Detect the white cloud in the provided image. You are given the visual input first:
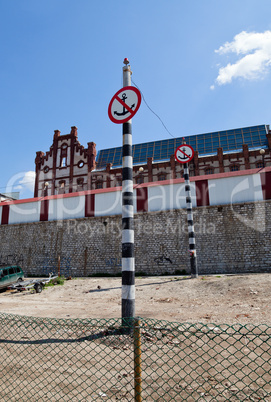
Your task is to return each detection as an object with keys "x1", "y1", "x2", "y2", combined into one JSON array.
[
  {"x1": 6, "y1": 171, "x2": 36, "y2": 197},
  {"x1": 17, "y1": 171, "x2": 36, "y2": 192},
  {"x1": 212, "y1": 30, "x2": 271, "y2": 87}
]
